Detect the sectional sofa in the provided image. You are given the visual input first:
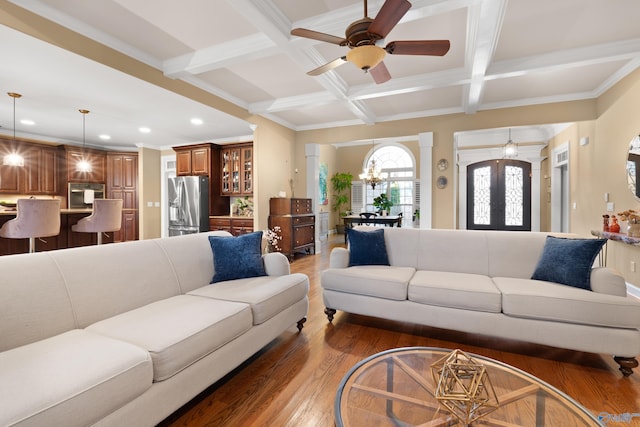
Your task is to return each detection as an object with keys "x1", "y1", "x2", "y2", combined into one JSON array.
[
  {"x1": 321, "y1": 227, "x2": 640, "y2": 376},
  {"x1": 0, "y1": 231, "x2": 309, "y2": 427}
]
